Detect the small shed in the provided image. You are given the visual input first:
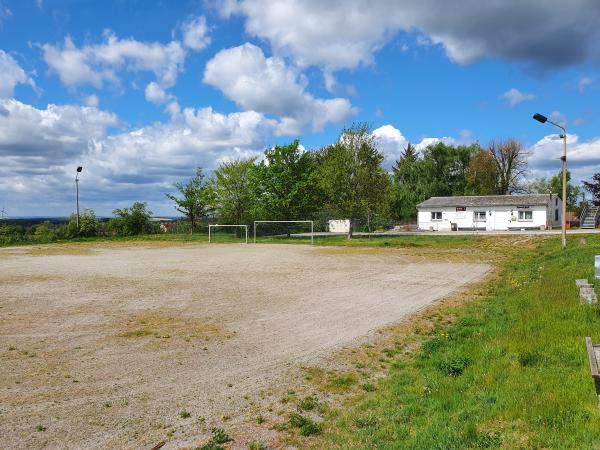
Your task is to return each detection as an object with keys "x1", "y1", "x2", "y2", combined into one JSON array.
[
  {"x1": 328, "y1": 219, "x2": 350, "y2": 233},
  {"x1": 417, "y1": 194, "x2": 561, "y2": 231}
]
